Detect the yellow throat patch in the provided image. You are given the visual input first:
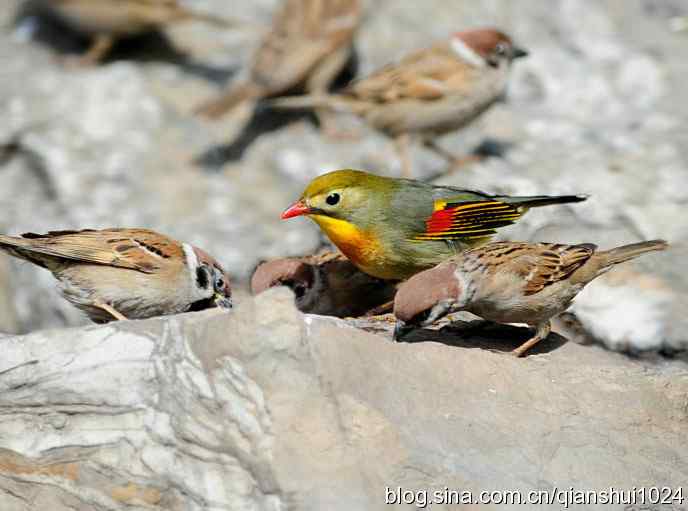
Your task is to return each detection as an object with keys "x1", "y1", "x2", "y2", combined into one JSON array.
[{"x1": 308, "y1": 214, "x2": 382, "y2": 274}]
